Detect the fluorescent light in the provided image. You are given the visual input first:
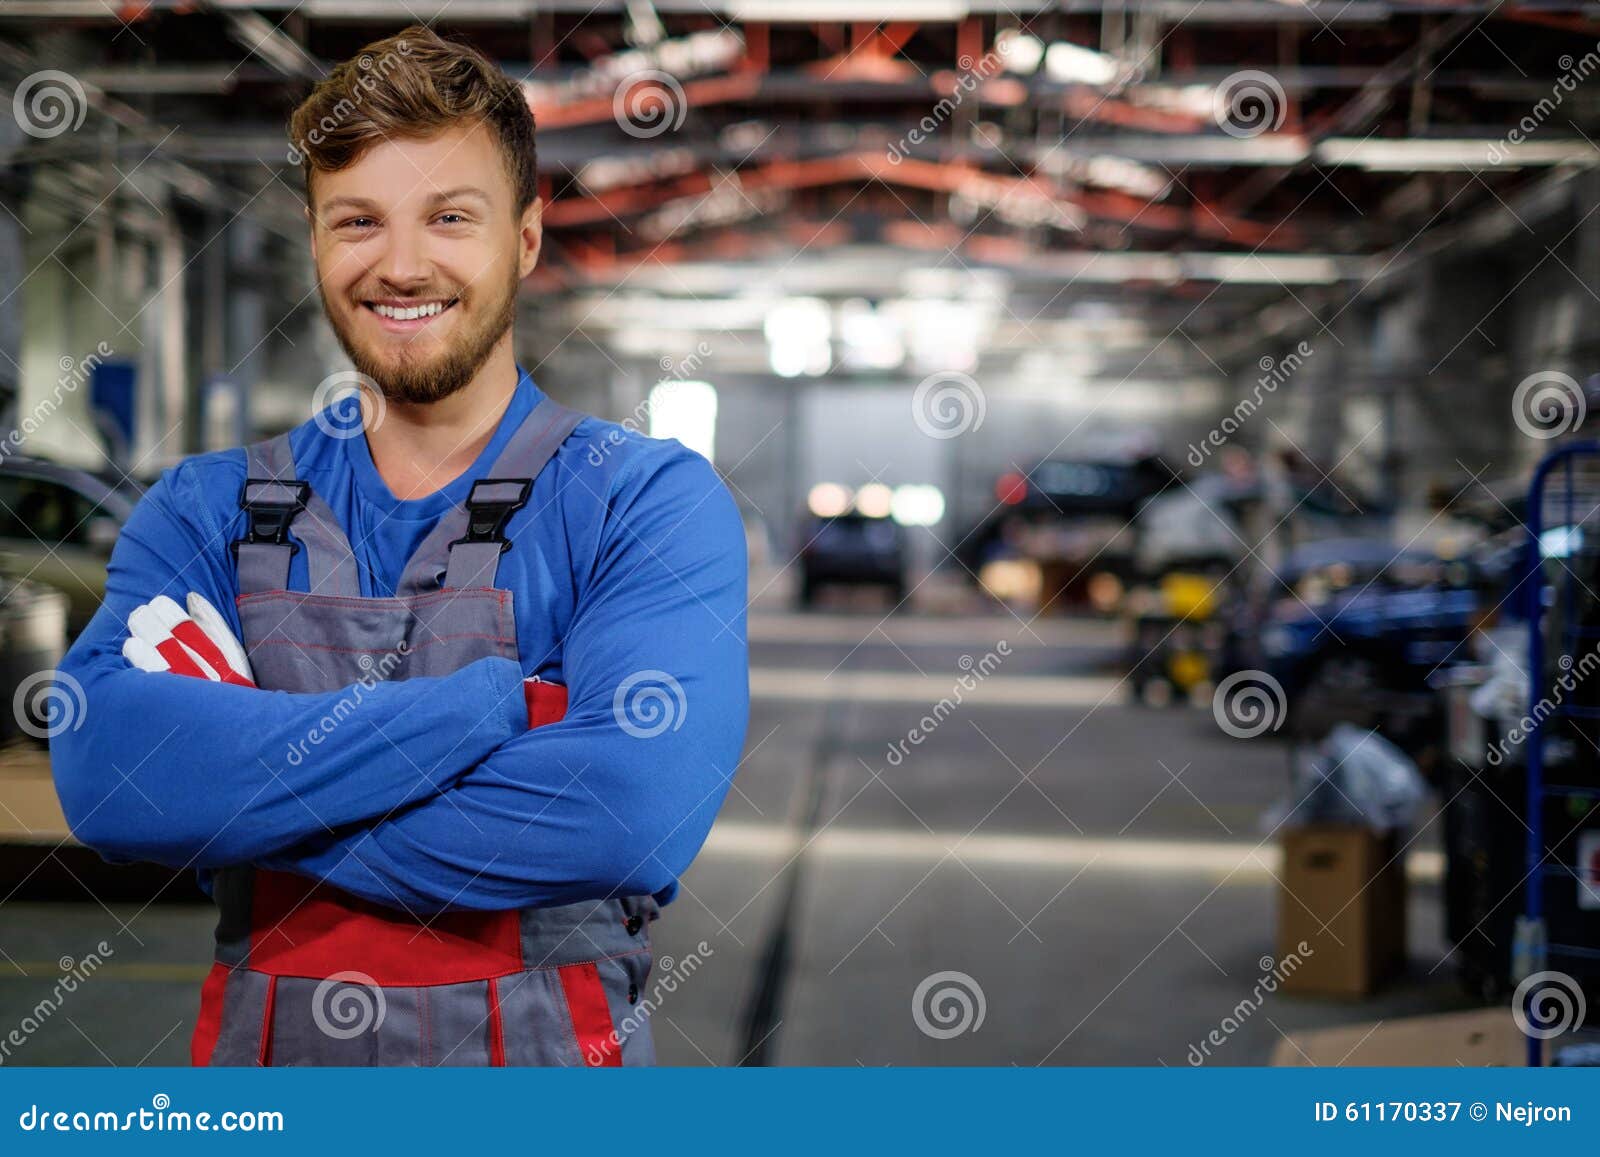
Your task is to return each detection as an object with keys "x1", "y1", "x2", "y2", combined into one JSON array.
[
  {"x1": 891, "y1": 484, "x2": 946, "y2": 527},
  {"x1": 765, "y1": 298, "x2": 832, "y2": 378},
  {"x1": 648, "y1": 380, "x2": 718, "y2": 463},
  {"x1": 996, "y1": 30, "x2": 1044, "y2": 75},
  {"x1": 729, "y1": 0, "x2": 968, "y2": 19},
  {"x1": 1044, "y1": 41, "x2": 1119, "y2": 86},
  {"x1": 1316, "y1": 137, "x2": 1600, "y2": 170}
]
